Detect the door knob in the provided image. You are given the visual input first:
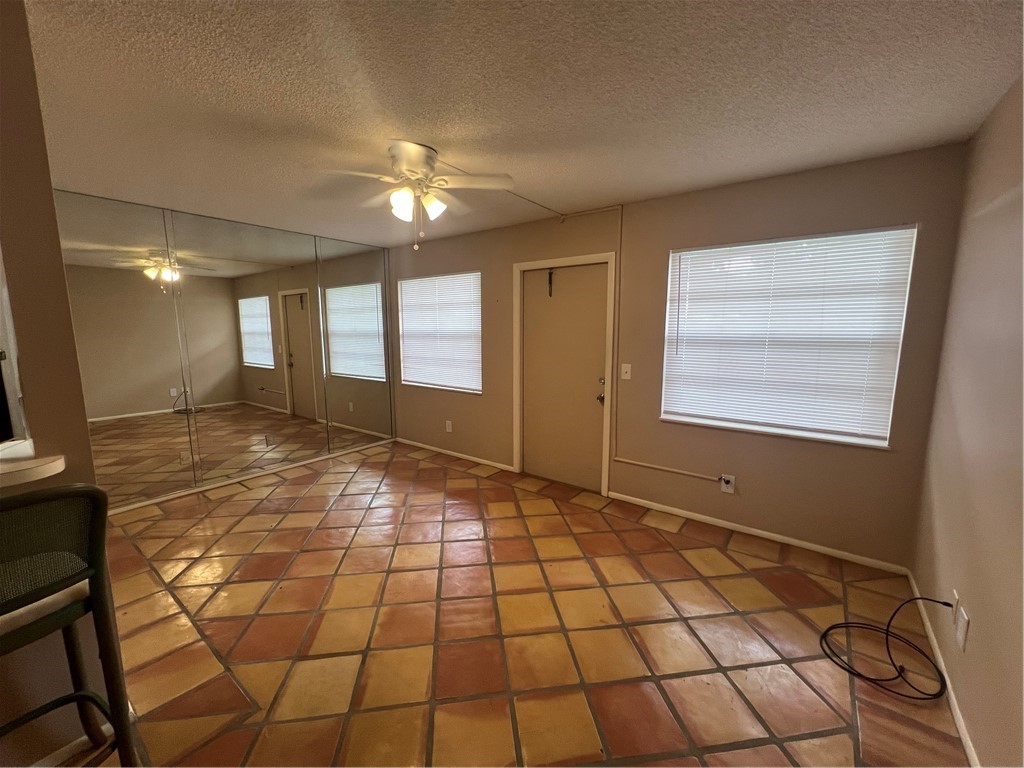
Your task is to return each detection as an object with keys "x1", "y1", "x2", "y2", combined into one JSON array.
[{"x1": 596, "y1": 393, "x2": 605, "y2": 405}]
